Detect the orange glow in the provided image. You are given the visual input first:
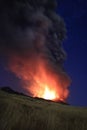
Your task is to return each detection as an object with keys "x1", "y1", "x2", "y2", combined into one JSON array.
[
  {"x1": 9, "y1": 56, "x2": 70, "y2": 102},
  {"x1": 26, "y1": 60, "x2": 69, "y2": 102},
  {"x1": 42, "y1": 86, "x2": 59, "y2": 100}
]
